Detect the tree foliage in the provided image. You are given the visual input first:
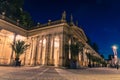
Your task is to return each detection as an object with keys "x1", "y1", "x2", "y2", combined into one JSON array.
[
  {"x1": 100, "y1": 54, "x2": 104, "y2": 59},
  {"x1": 86, "y1": 36, "x2": 99, "y2": 53},
  {"x1": 70, "y1": 42, "x2": 84, "y2": 60},
  {"x1": 86, "y1": 36, "x2": 92, "y2": 46},
  {"x1": 65, "y1": 43, "x2": 69, "y2": 53},
  {"x1": 108, "y1": 54, "x2": 114, "y2": 60},
  {"x1": 86, "y1": 53, "x2": 104, "y2": 64},
  {"x1": 0, "y1": 0, "x2": 23, "y2": 18},
  {"x1": 19, "y1": 11, "x2": 34, "y2": 28},
  {"x1": 0, "y1": 0, "x2": 34, "y2": 28},
  {"x1": 11, "y1": 40, "x2": 29, "y2": 58},
  {"x1": 92, "y1": 42, "x2": 99, "y2": 52}
]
